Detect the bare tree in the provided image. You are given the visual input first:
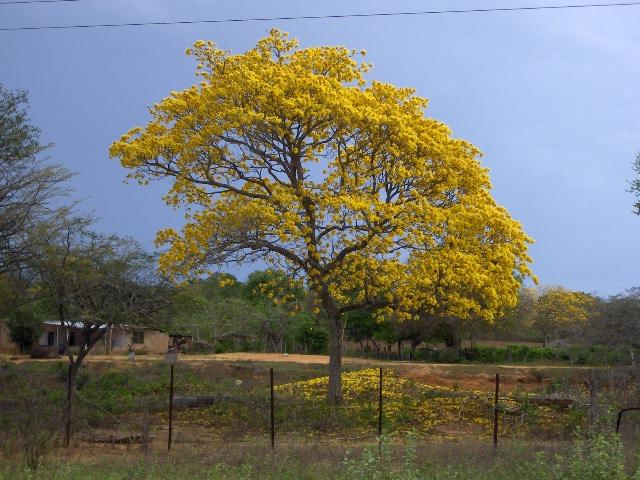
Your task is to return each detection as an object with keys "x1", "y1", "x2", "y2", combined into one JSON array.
[
  {"x1": 588, "y1": 288, "x2": 640, "y2": 366},
  {"x1": 631, "y1": 152, "x2": 640, "y2": 215}
]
